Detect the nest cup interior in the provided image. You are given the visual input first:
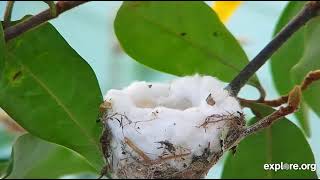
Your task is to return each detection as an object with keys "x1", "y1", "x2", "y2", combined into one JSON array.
[{"x1": 112, "y1": 75, "x2": 237, "y2": 112}]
